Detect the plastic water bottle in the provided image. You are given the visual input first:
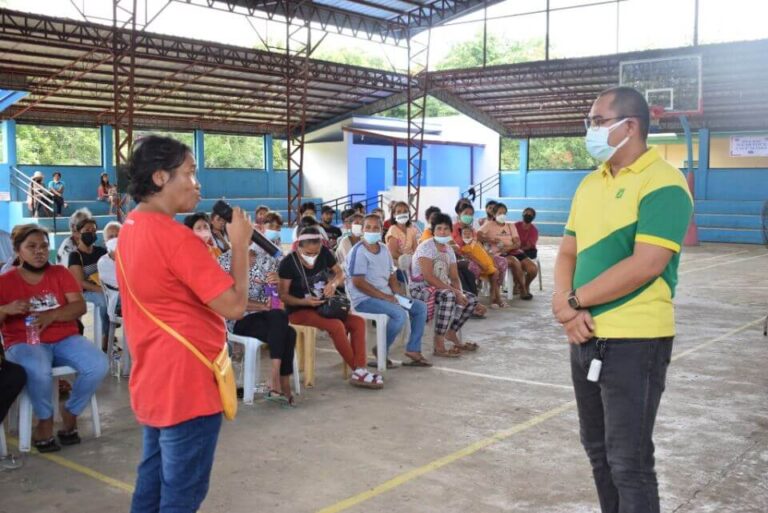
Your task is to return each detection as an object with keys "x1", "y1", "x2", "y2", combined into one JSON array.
[
  {"x1": 25, "y1": 315, "x2": 40, "y2": 345},
  {"x1": 264, "y1": 283, "x2": 280, "y2": 309}
]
